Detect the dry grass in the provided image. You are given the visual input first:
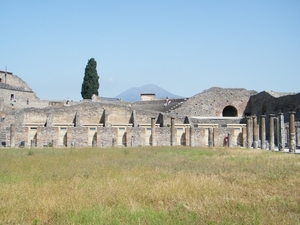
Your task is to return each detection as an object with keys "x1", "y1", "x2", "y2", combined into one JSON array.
[{"x1": 0, "y1": 147, "x2": 299, "y2": 224}]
